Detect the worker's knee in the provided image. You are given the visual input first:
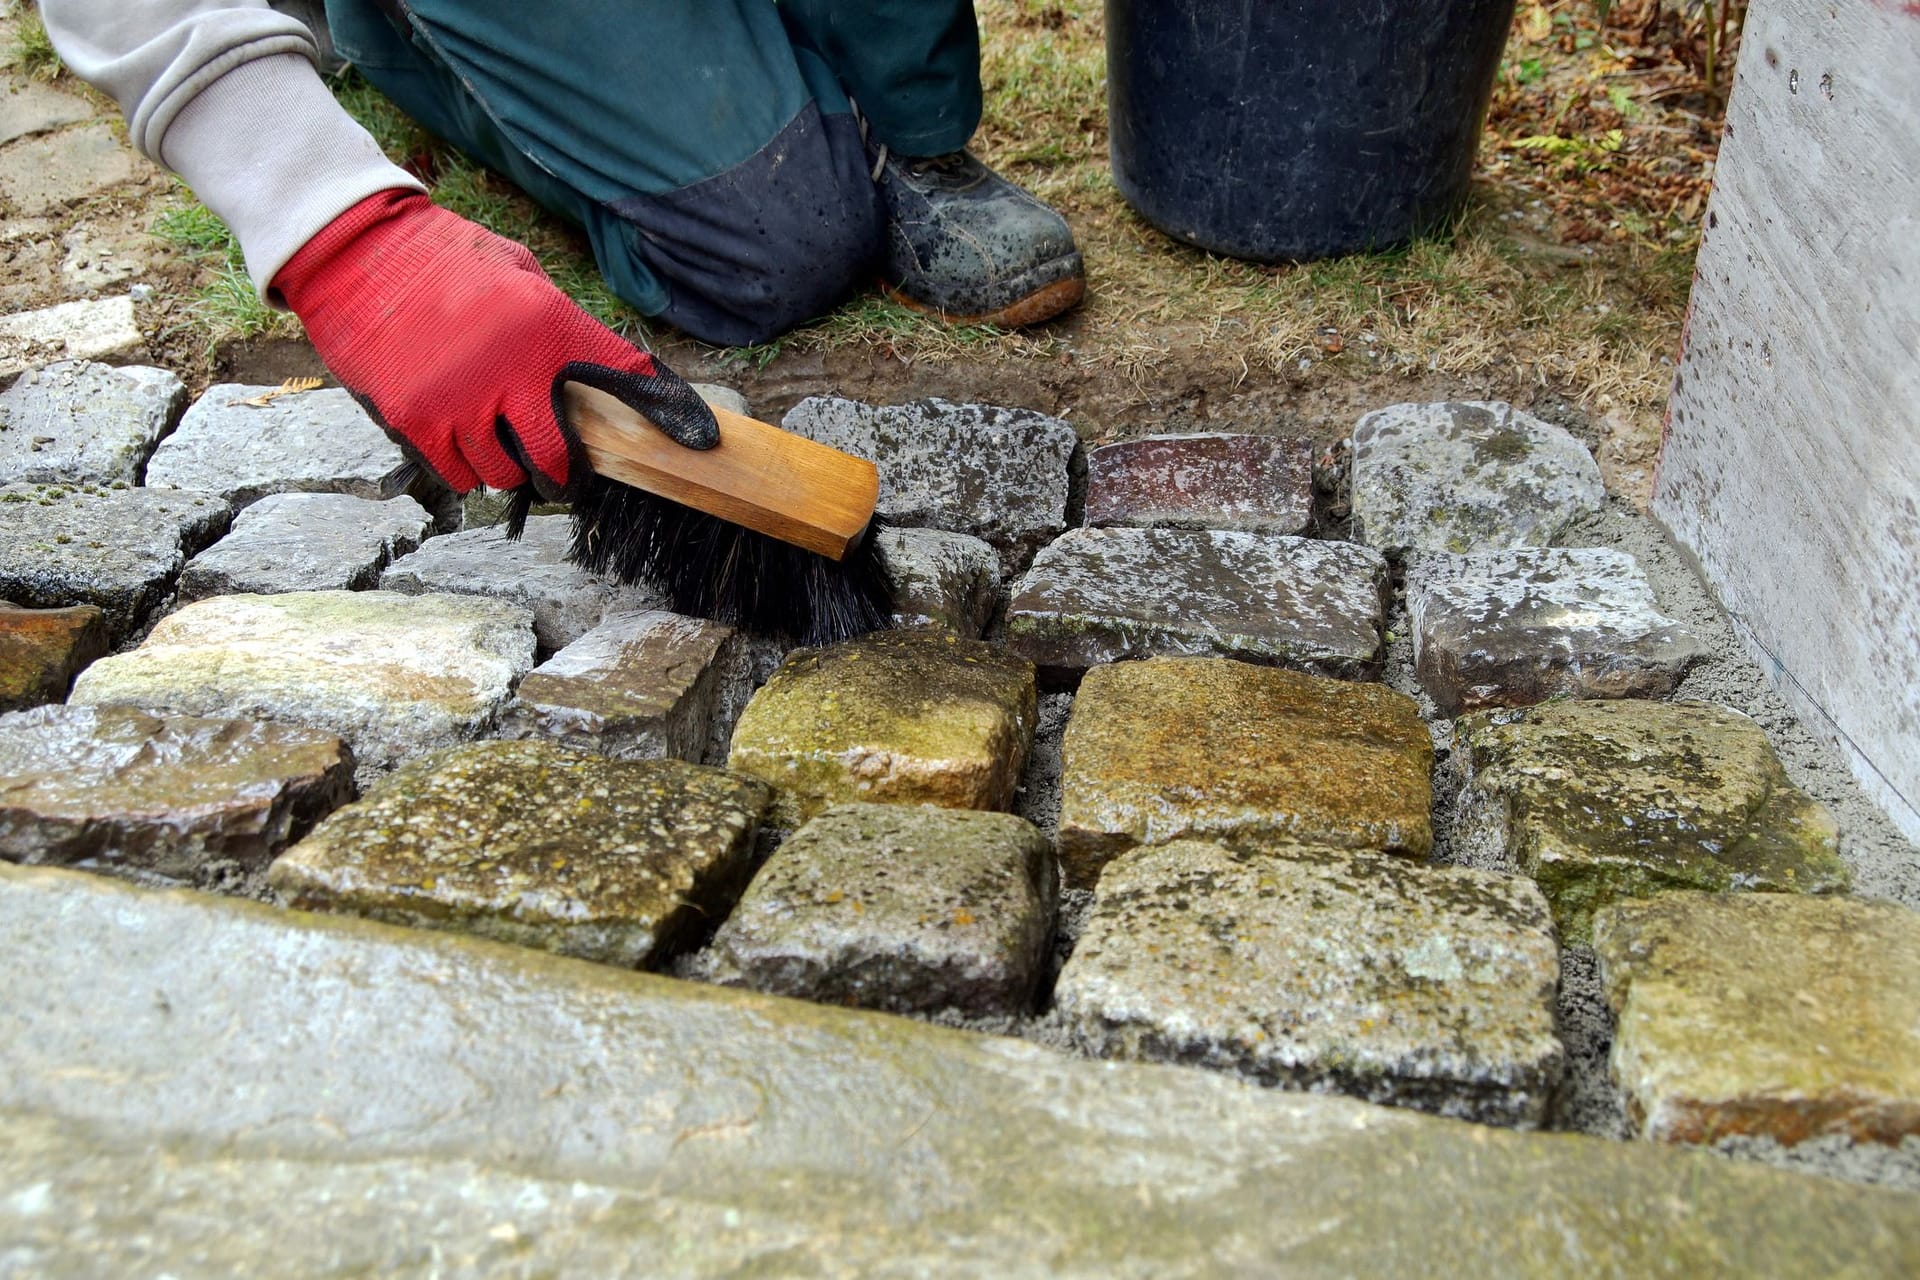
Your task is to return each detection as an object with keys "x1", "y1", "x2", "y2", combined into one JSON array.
[{"x1": 607, "y1": 105, "x2": 883, "y2": 347}]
